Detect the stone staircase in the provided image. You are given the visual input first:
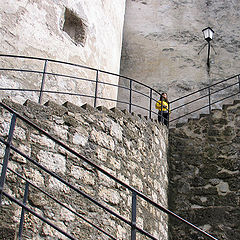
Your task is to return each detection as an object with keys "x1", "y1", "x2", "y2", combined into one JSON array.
[
  {"x1": 175, "y1": 99, "x2": 240, "y2": 128},
  {"x1": 2, "y1": 98, "x2": 160, "y2": 128},
  {"x1": 168, "y1": 99, "x2": 240, "y2": 240}
]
